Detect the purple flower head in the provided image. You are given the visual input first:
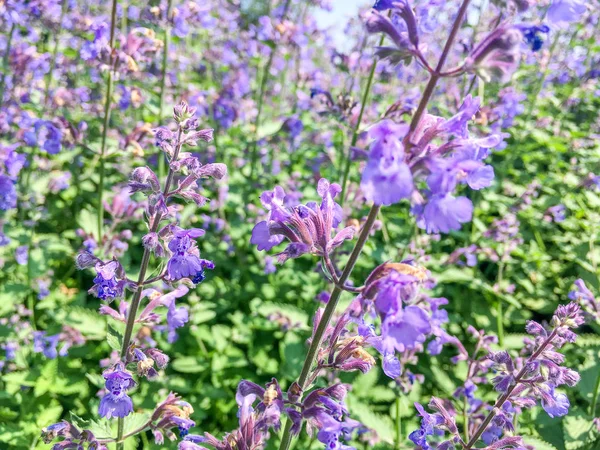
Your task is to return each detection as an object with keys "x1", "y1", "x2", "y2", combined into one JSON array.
[
  {"x1": 90, "y1": 260, "x2": 124, "y2": 302},
  {"x1": 541, "y1": 385, "x2": 570, "y2": 418},
  {"x1": 360, "y1": 120, "x2": 413, "y2": 205},
  {"x1": 516, "y1": 24, "x2": 550, "y2": 52},
  {"x1": 409, "y1": 402, "x2": 445, "y2": 449},
  {"x1": 34, "y1": 120, "x2": 63, "y2": 154},
  {"x1": 547, "y1": 0, "x2": 587, "y2": 27},
  {"x1": 466, "y1": 25, "x2": 524, "y2": 83},
  {"x1": 415, "y1": 194, "x2": 473, "y2": 234},
  {"x1": 365, "y1": 6, "x2": 417, "y2": 65},
  {"x1": 251, "y1": 180, "x2": 355, "y2": 263},
  {"x1": 383, "y1": 305, "x2": 432, "y2": 352},
  {"x1": 15, "y1": 245, "x2": 28, "y2": 265},
  {"x1": 0, "y1": 176, "x2": 17, "y2": 210},
  {"x1": 98, "y1": 364, "x2": 136, "y2": 419},
  {"x1": 166, "y1": 228, "x2": 214, "y2": 282},
  {"x1": 32, "y1": 332, "x2": 61, "y2": 359}
]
